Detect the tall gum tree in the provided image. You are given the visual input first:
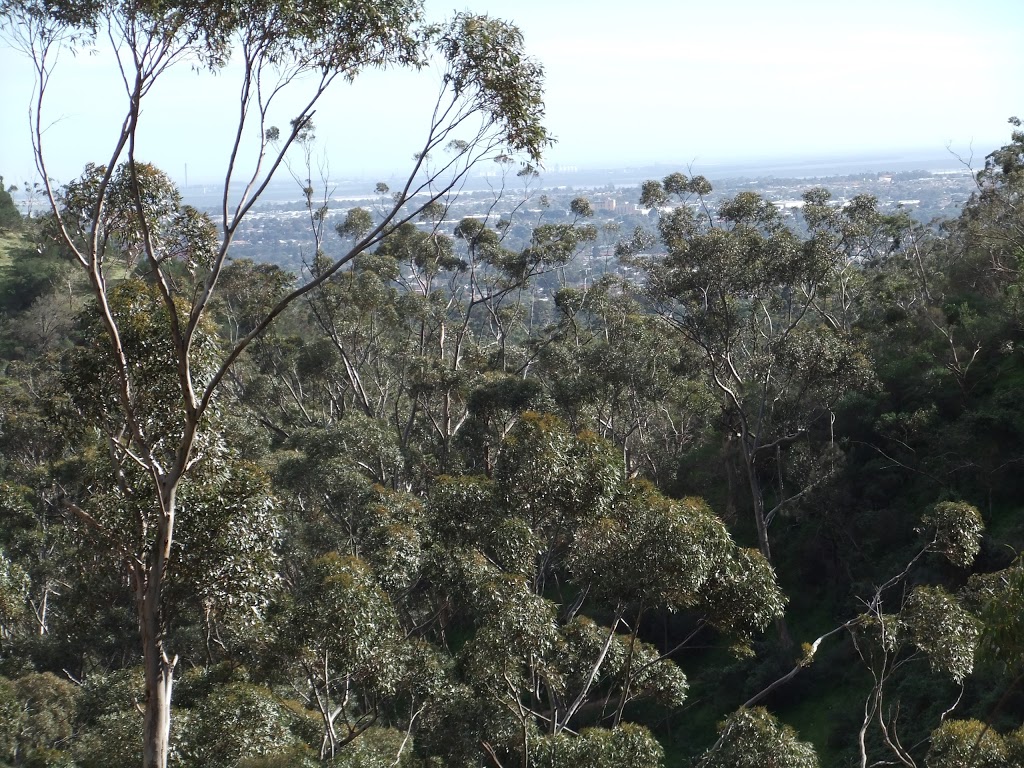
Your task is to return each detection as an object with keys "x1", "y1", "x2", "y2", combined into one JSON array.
[
  {"x1": 0, "y1": 1, "x2": 551, "y2": 765},
  {"x1": 257, "y1": 187, "x2": 596, "y2": 481},
  {"x1": 635, "y1": 175, "x2": 874, "y2": 645}
]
